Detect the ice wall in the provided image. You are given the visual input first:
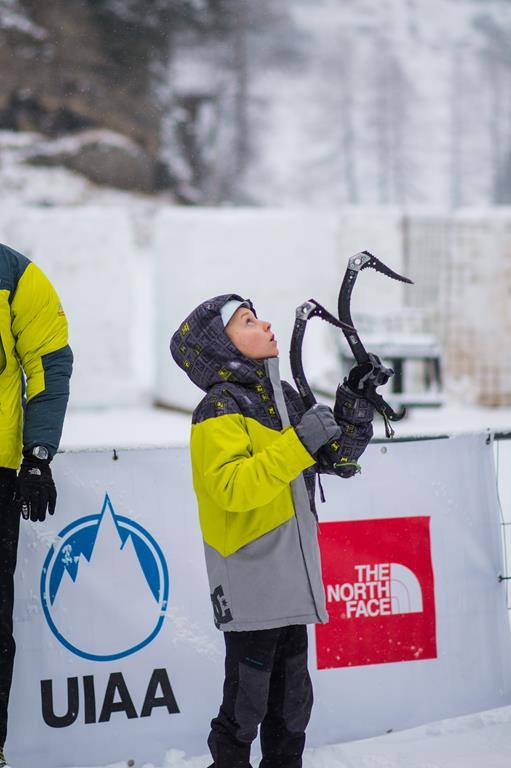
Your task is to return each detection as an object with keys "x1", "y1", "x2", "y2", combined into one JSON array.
[
  {"x1": 1, "y1": 204, "x2": 509, "y2": 410},
  {"x1": 1, "y1": 205, "x2": 403, "y2": 411}
]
